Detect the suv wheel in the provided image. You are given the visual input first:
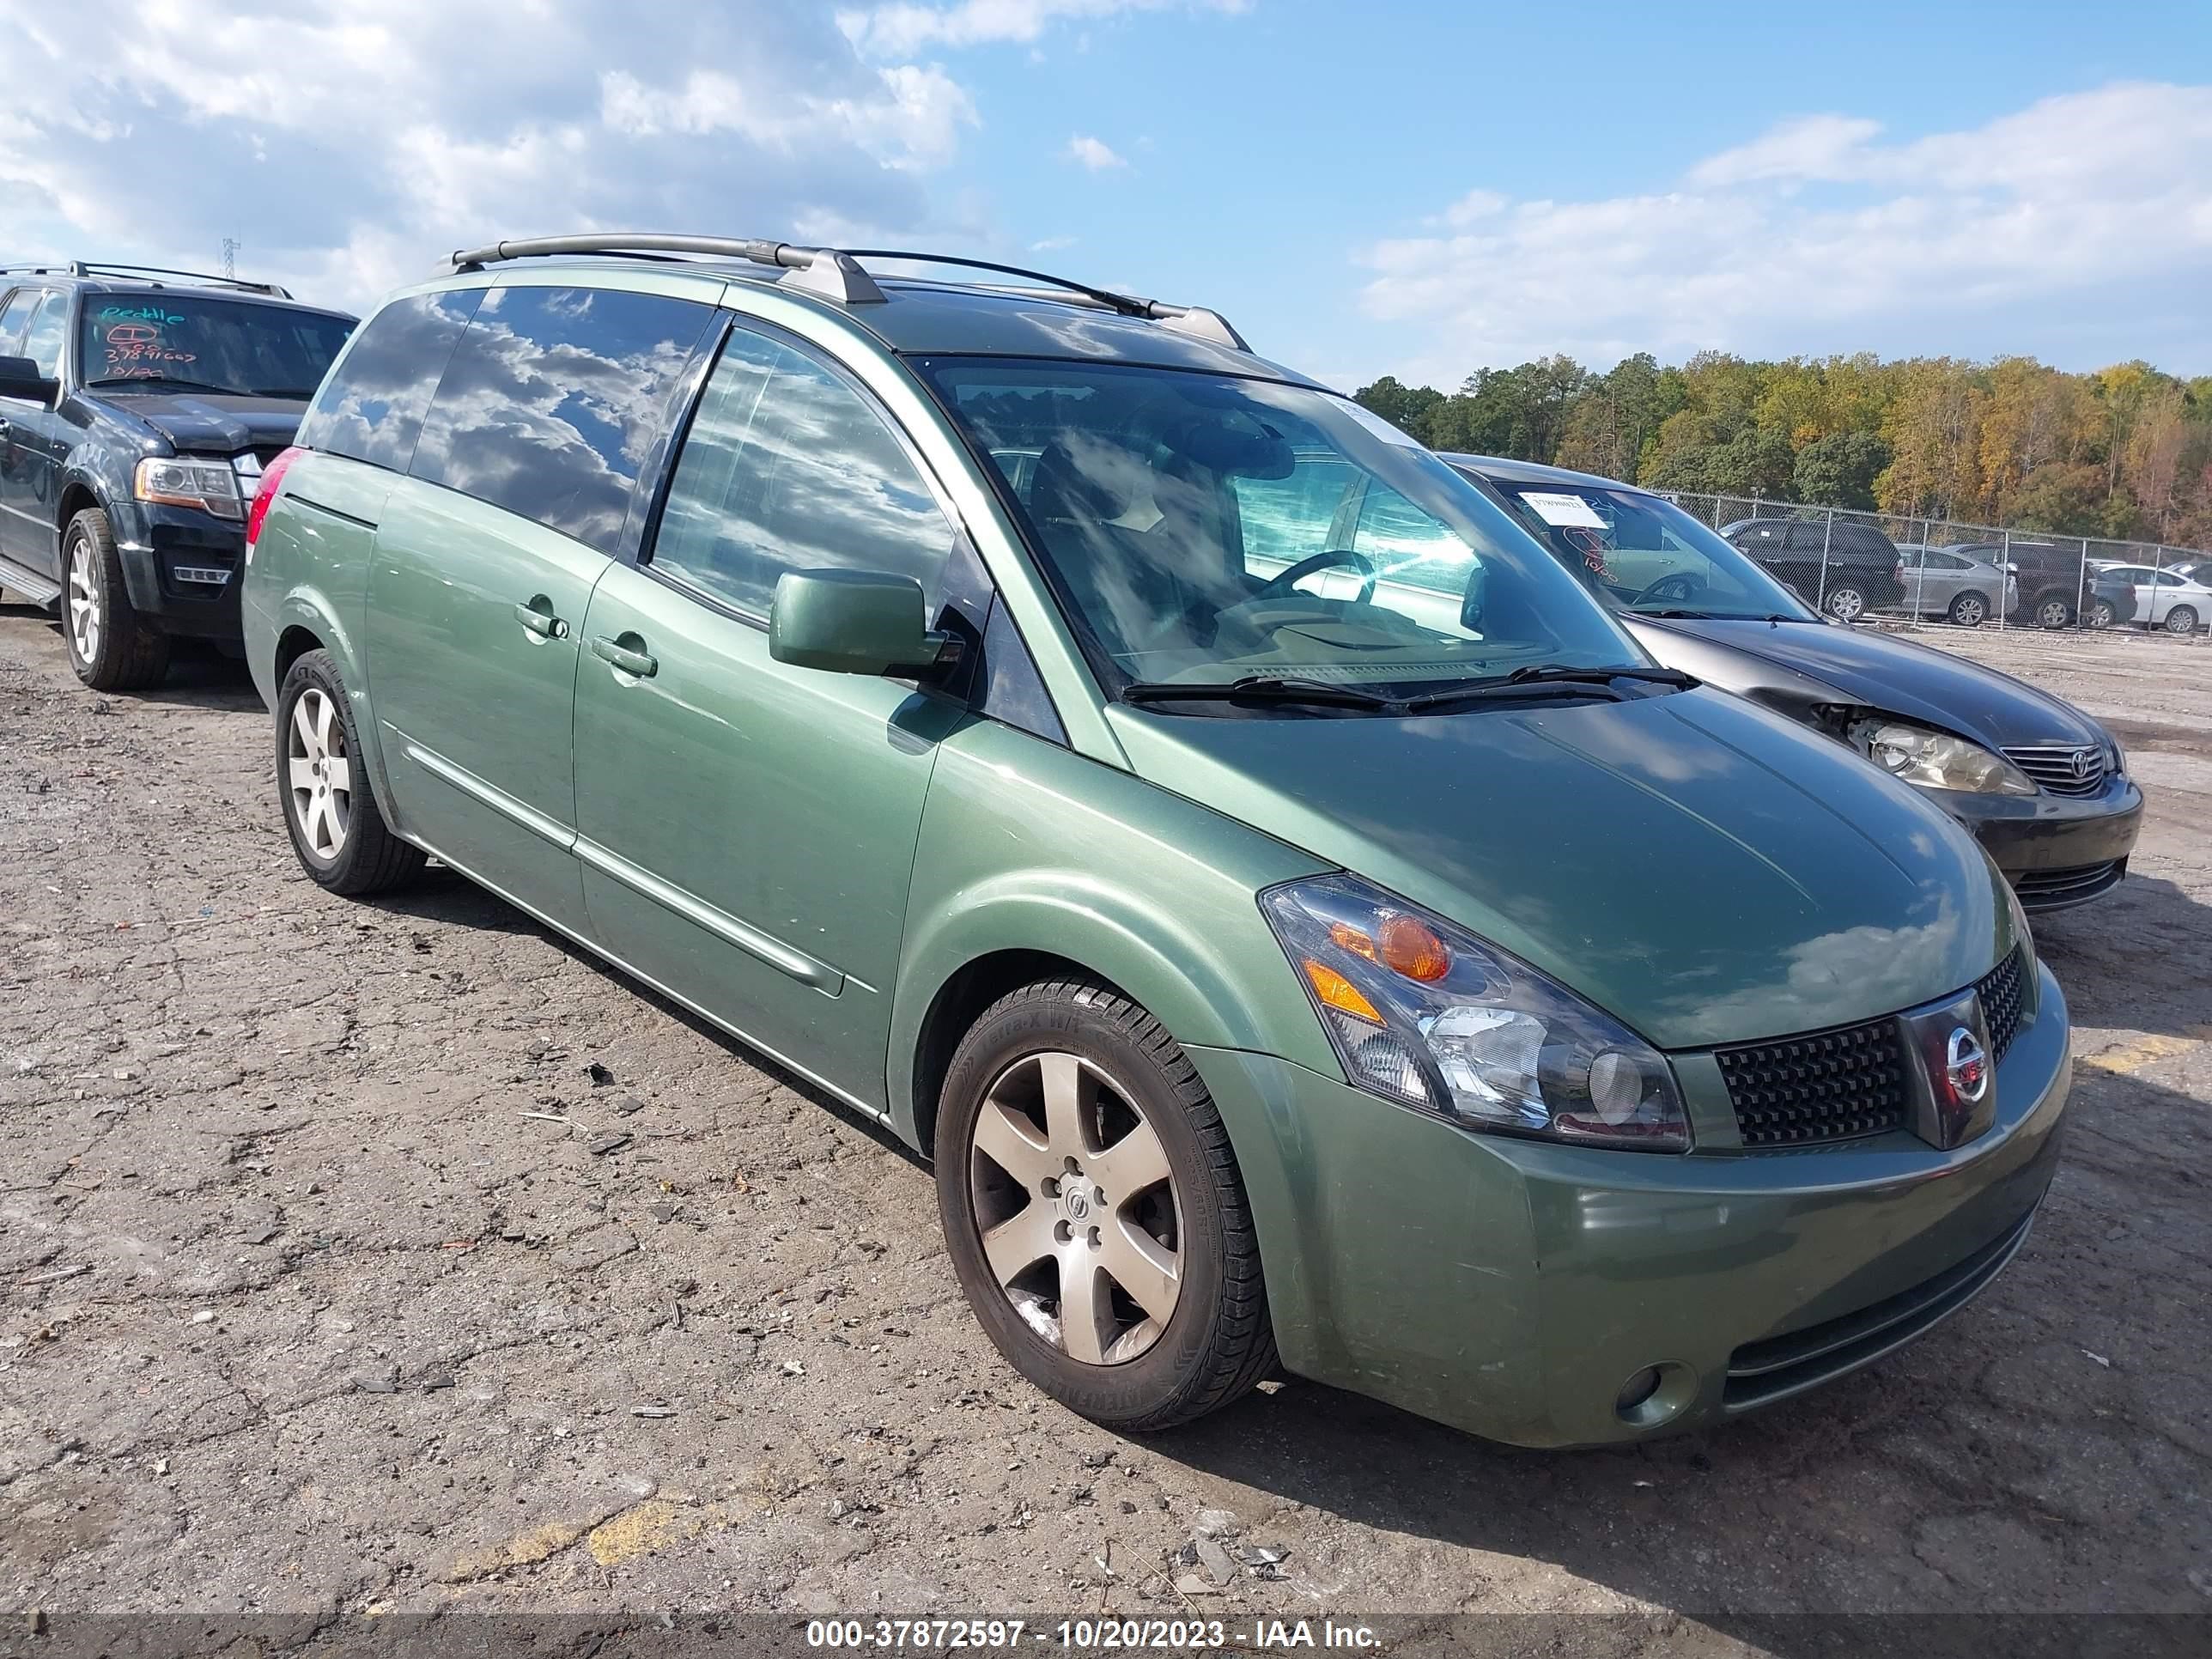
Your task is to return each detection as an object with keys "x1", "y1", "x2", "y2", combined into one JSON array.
[
  {"x1": 62, "y1": 508, "x2": 170, "y2": 690},
  {"x1": 2087, "y1": 598, "x2": 2117, "y2": 630},
  {"x1": 1945, "y1": 592, "x2": 1989, "y2": 627},
  {"x1": 1824, "y1": 583, "x2": 1868, "y2": 622},
  {"x1": 936, "y1": 979, "x2": 1277, "y2": 1431},
  {"x1": 276, "y1": 650, "x2": 426, "y2": 896},
  {"x1": 2165, "y1": 605, "x2": 2199, "y2": 636},
  {"x1": 2035, "y1": 597, "x2": 2074, "y2": 629}
]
